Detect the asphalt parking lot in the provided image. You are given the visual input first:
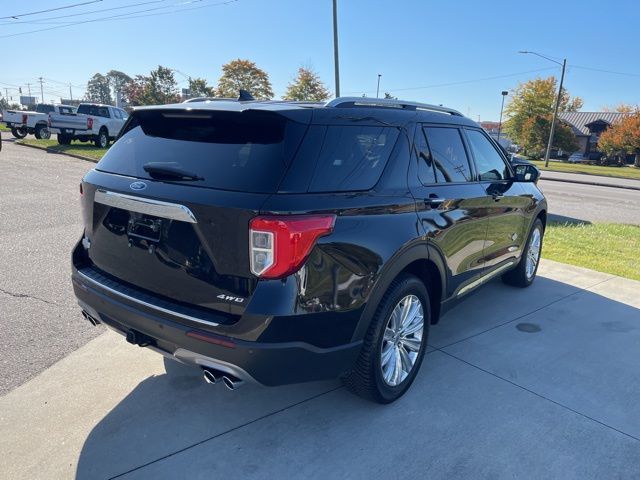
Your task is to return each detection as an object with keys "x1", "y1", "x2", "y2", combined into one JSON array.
[{"x1": 1, "y1": 138, "x2": 640, "y2": 479}]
